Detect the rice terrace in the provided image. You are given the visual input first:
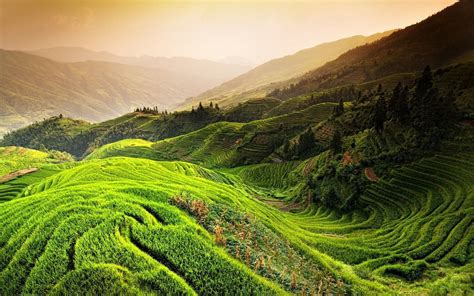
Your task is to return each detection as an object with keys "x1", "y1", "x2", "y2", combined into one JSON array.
[{"x1": 0, "y1": 0, "x2": 473, "y2": 295}]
